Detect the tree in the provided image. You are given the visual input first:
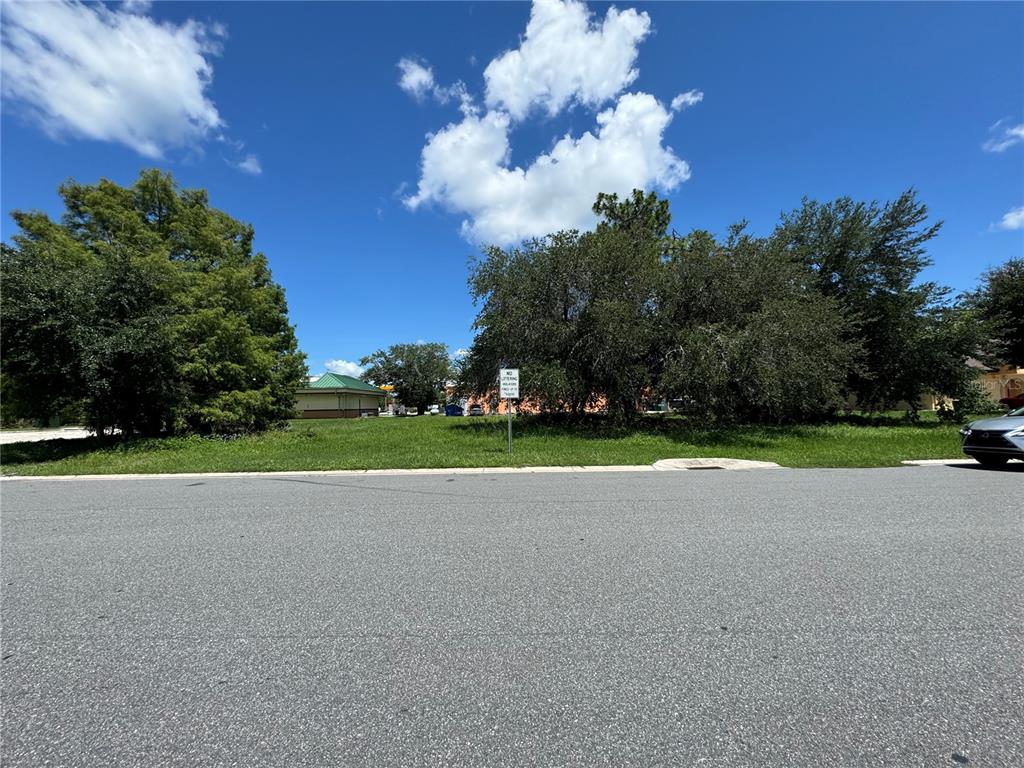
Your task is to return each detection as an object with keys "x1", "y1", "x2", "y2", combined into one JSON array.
[
  {"x1": 463, "y1": 187, "x2": 986, "y2": 423},
  {"x1": 360, "y1": 343, "x2": 450, "y2": 413},
  {"x1": 773, "y1": 189, "x2": 967, "y2": 409},
  {"x1": 964, "y1": 258, "x2": 1024, "y2": 367},
  {"x1": 658, "y1": 226, "x2": 858, "y2": 422},
  {"x1": 0, "y1": 170, "x2": 307, "y2": 436},
  {"x1": 460, "y1": 190, "x2": 671, "y2": 420}
]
